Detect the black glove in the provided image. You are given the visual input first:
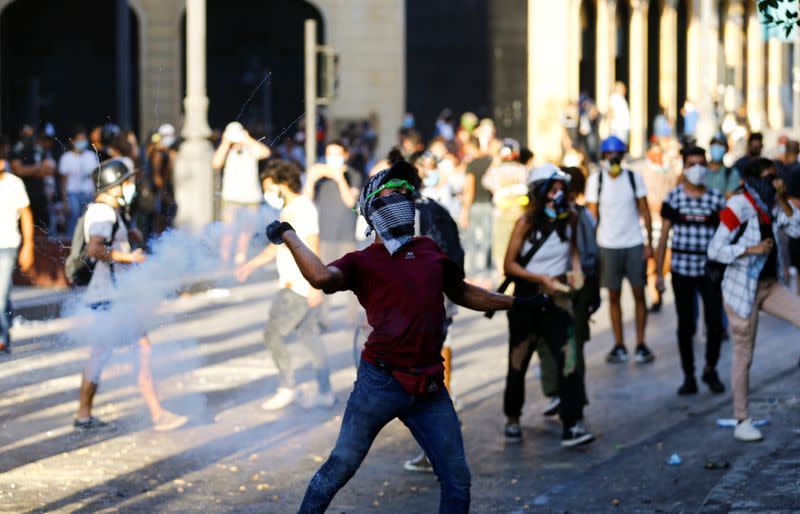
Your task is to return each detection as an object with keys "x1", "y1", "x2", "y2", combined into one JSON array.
[
  {"x1": 511, "y1": 294, "x2": 550, "y2": 313},
  {"x1": 266, "y1": 221, "x2": 294, "y2": 245}
]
